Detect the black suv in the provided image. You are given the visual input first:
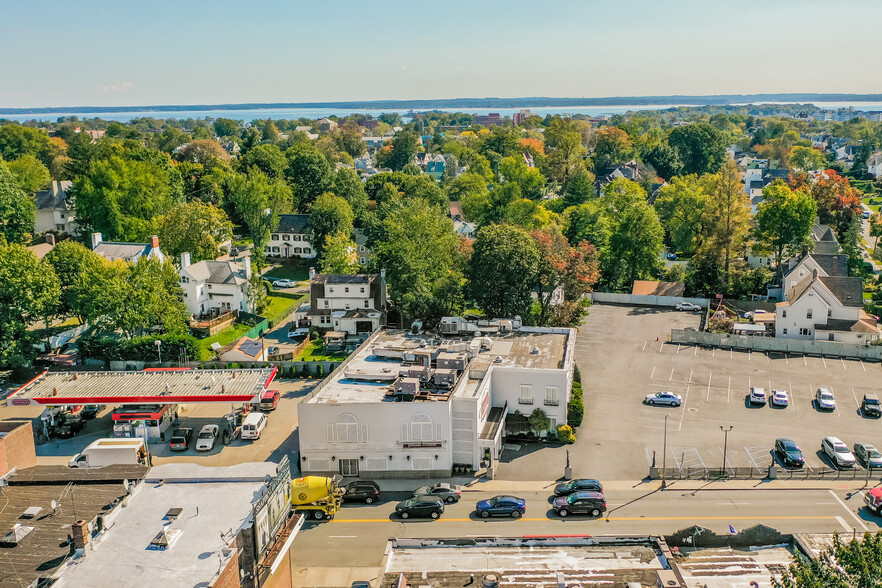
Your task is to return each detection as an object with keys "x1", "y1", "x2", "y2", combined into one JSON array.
[
  {"x1": 343, "y1": 481, "x2": 381, "y2": 504},
  {"x1": 395, "y1": 496, "x2": 444, "y2": 519},
  {"x1": 552, "y1": 491, "x2": 606, "y2": 517},
  {"x1": 863, "y1": 394, "x2": 882, "y2": 418}
]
